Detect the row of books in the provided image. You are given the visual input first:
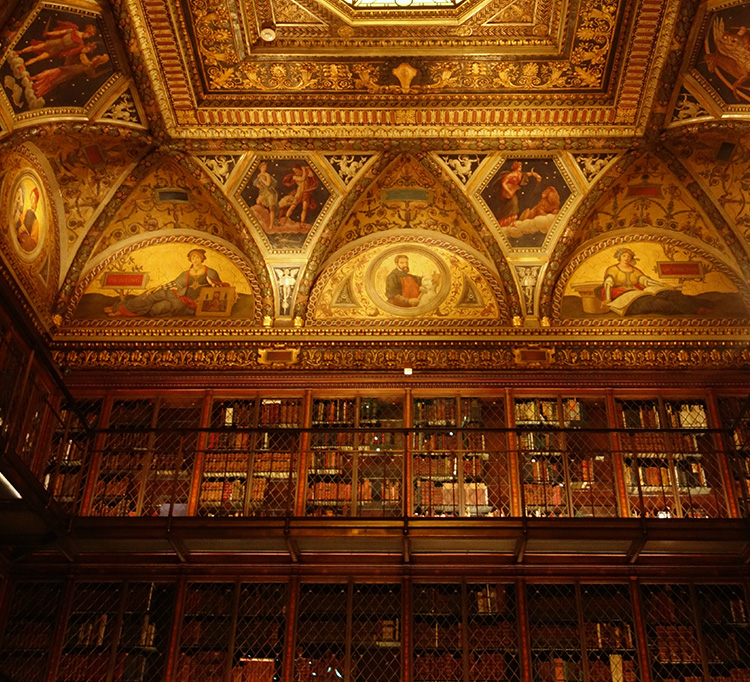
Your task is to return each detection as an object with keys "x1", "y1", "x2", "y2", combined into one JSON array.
[
  {"x1": 629, "y1": 462, "x2": 709, "y2": 489},
  {"x1": 414, "y1": 482, "x2": 489, "y2": 508},
  {"x1": 307, "y1": 479, "x2": 400, "y2": 503},
  {"x1": 216, "y1": 400, "x2": 301, "y2": 428},
  {"x1": 413, "y1": 622, "x2": 461, "y2": 648},
  {"x1": 651, "y1": 624, "x2": 701, "y2": 663},
  {"x1": 620, "y1": 403, "x2": 660, "y2": 429},
  {"x1": 467, "y1": 622, "x2": 517, "y2": 647},
  {"x1": 470, "y1": 652, "x2": 506, "y2": 679},
  {"x1": 516, "y1": 399, "x2": 581, "y2": 424},
  {"x1": 414, "y1": 399, "x2": 459, "y2": 426},
  {"x1": 231, "y1": 658, "x2": 277, "y2": 682},
  {"x1": 413, "y1": 652, "x2": 463, "y2": 680},
  {"x1": 89, "y1": 499, "x2": 134, "y2": 516},
  {"x1": 200, "y1": 478, "x2": 267, "y2": 504},
  {"x1": 73, "y1": 613, "x2": 109, "y2": 646},
  {"x1": 588, "y1": 656, "x2": 636, "y2": 682},
  {"x1": 524, "y1": 483, "x2": 564, "y2": 508},
  {"x1": 203, "y1": 452, "x2": 293, "y2": 474},
  {"x1": 174, "y1": 651, "x2": 227, "y2": 682},
  {"x1": 296, "y1": 654, "x2": 346, "y2": 682},
  {"x1": 181, "y1": 619, "x2": 281, "y2": 648},
  {"x1": 56, "y1": 651, "x2": 115, "y2": 681},
  {"x1": 667, "y1": 402, "x2": 708, "y2": 429},
  {"x1": 474, "y1": 584, "x2": 508, "y2": 615},
  {"x1": 414, "y1": 433, "x2": 459, "y2": 452},
  {"x1": 312, "y1": 399, "x2": 357, "y2": 424}
]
